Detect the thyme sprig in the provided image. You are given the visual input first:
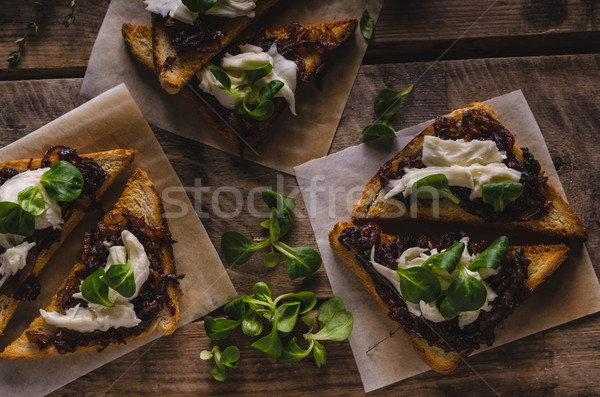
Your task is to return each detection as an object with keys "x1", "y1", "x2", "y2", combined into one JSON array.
[{"x1": 7, "y1": 1, "x2": 77, "y2": 67}]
